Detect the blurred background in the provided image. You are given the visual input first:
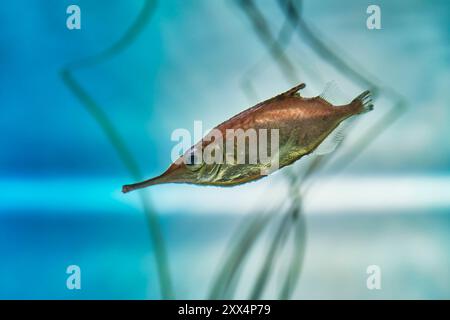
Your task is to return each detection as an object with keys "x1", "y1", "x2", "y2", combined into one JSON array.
[{"x1": 0, "y1": 0, "x2": 449, "y2": 299}]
